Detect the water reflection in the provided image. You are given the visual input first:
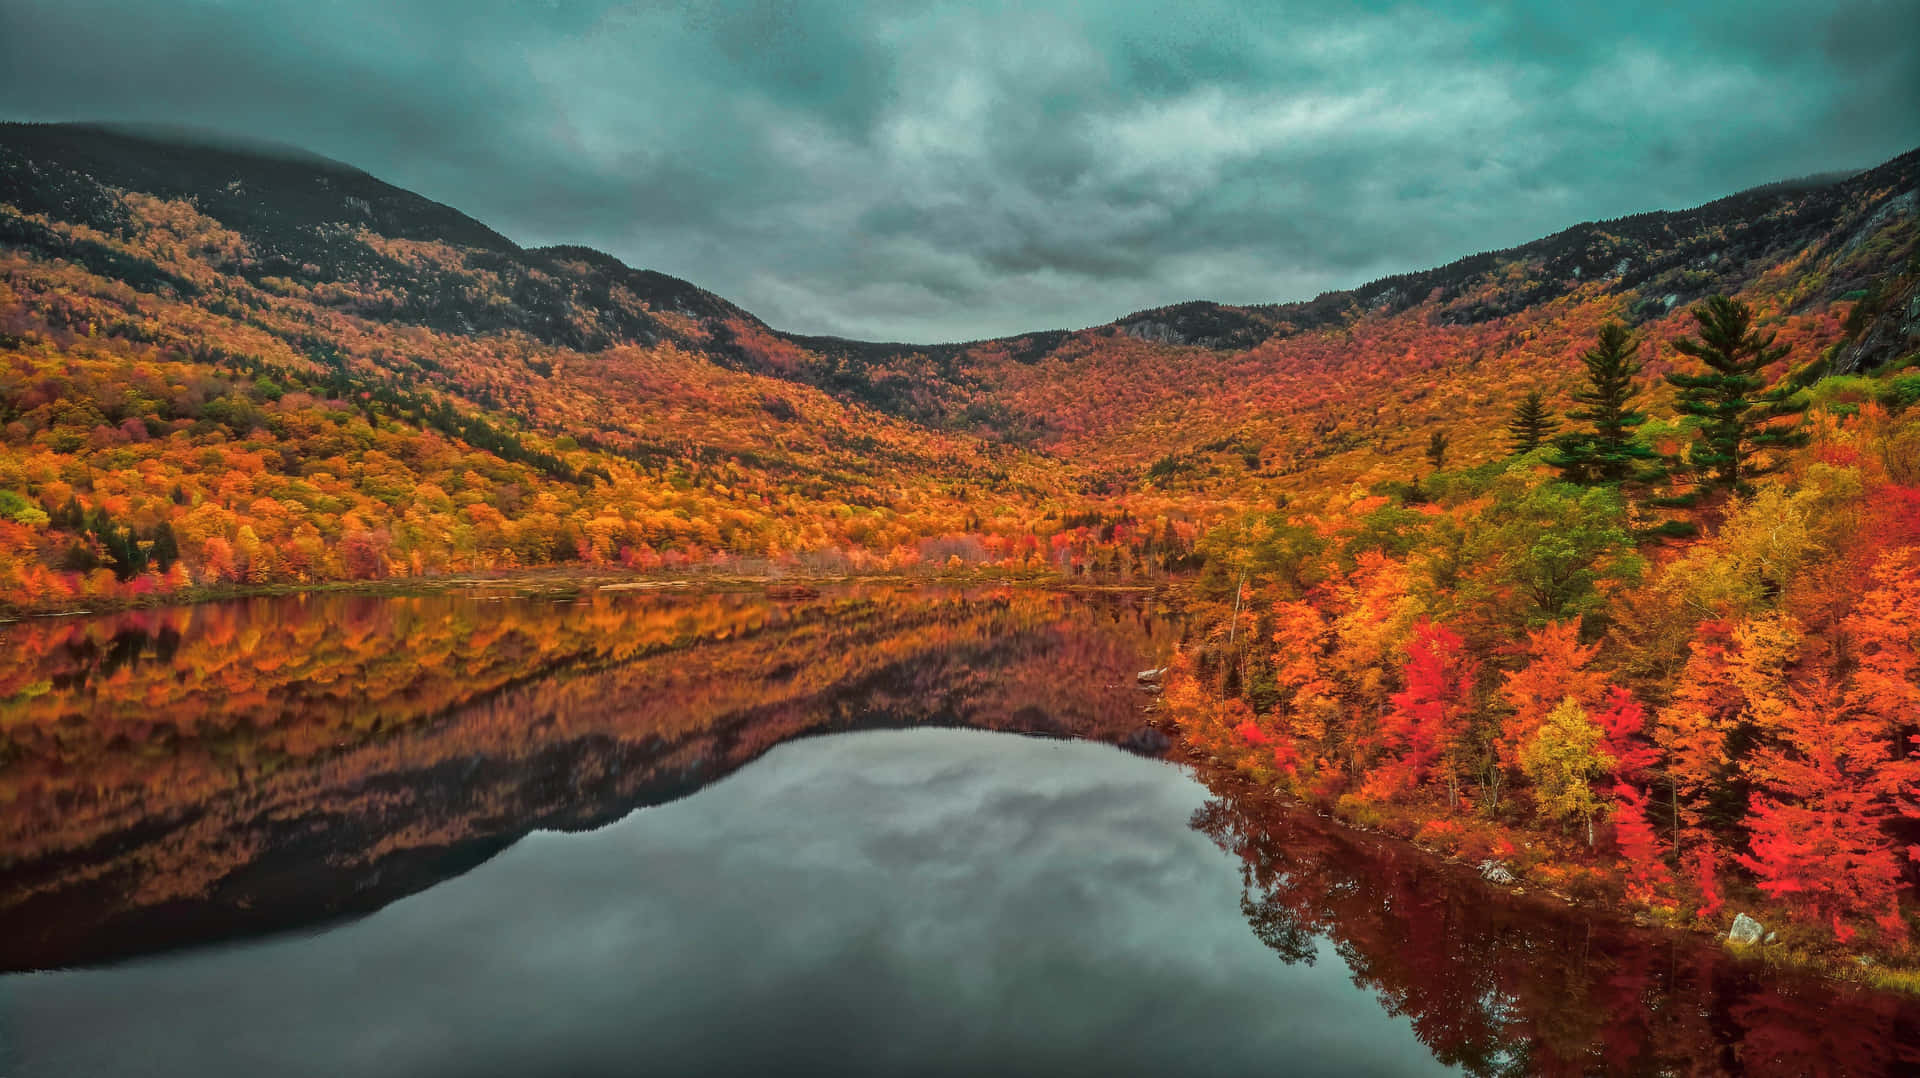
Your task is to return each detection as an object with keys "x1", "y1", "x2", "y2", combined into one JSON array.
[
  {"x1": 3, "y1": 588, "x2": 1918, "y2": 1076},
  {"x1": 0, "y1": 586, "x2": 1175, "y2": 969},
  {"x1": 1195, "y1": 777, "x2": 1920, "y2": 1077},
  {"x1": 0, "y1": 731, "x2": 1449, "y2": 1078}
]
